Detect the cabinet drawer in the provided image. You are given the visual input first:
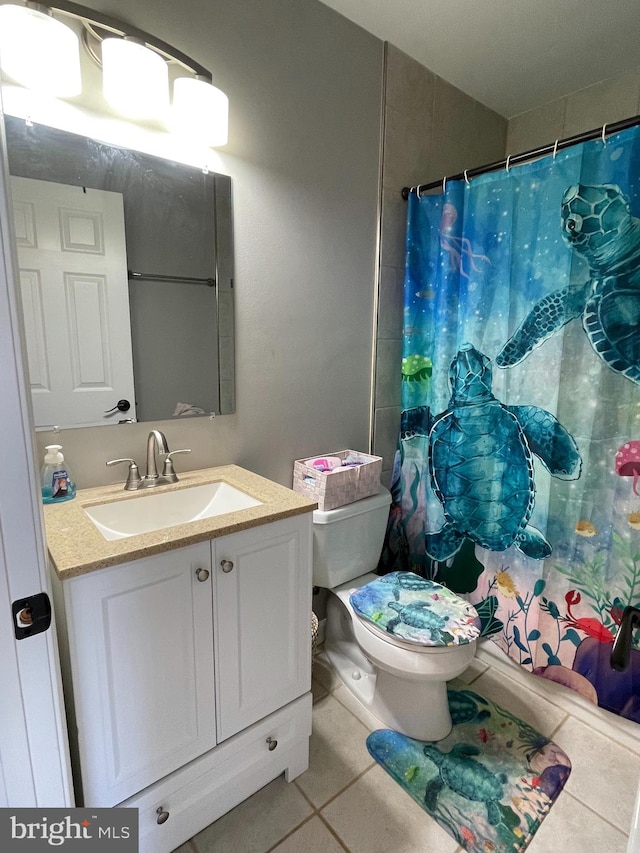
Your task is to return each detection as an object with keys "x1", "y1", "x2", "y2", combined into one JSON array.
[{"x1": 120, "y1": 692, "x2": 312, "y2": 853}]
